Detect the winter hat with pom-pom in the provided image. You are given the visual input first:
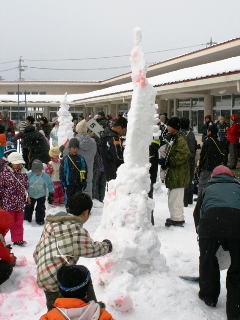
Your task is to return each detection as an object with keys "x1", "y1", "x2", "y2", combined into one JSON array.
[
  {"x1": 49, "y1": 146, "x2": 60, "y2": 158},
  {"x1": 76, "y1": 120, "x2": 88, "y2": 134},
  {"x1": 167, "y1": 117, "x2": 180, "y2": 130},
  {"x1": 211, "y1": 165, "x2": 234, "y2": 178},
  {"x1": 57, "y1": 265, "x2": 90, "y2": 298}
]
